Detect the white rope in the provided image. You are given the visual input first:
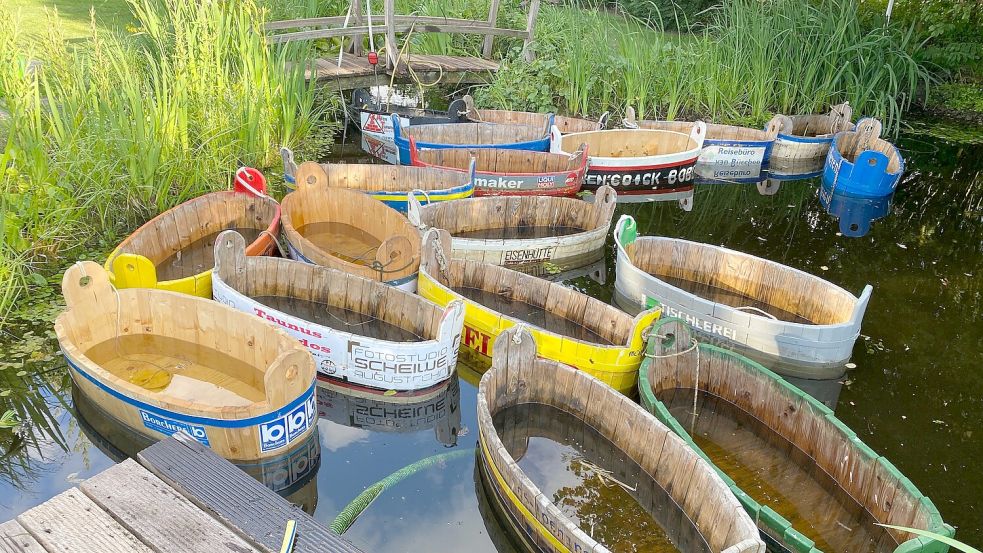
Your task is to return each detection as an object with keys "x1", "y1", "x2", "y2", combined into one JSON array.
[
  {"x1": 734, "y1": 305, "x2": 778, "y2": 320},
  {"x1": 337, "y1": 2, "x2": 353, "y2": 68},
  {"x1": 366, "y1": 0, "x2": 375, "y2": 53}
]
